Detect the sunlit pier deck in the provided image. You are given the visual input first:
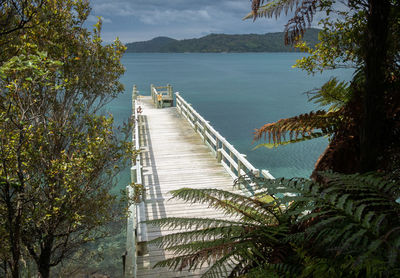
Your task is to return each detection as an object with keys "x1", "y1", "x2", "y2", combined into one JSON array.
[{"x1": 125, "y1": 85, "x2": 274, "y2": 278}]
